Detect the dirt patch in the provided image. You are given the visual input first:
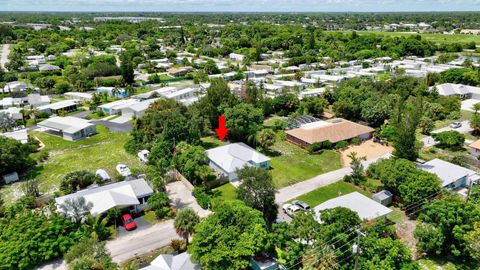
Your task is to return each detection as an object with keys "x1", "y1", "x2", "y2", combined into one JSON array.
[{"x1": 340, "y1": 140, "x2": 393, "y2": 166}]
